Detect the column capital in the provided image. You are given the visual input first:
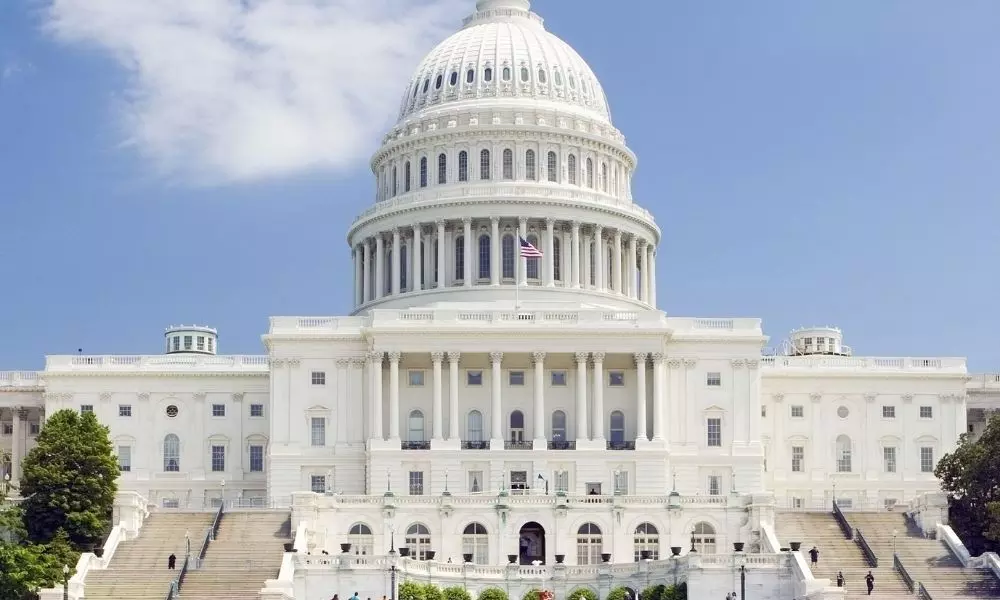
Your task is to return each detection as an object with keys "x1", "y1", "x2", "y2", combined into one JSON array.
[
  {"x1": 490, "y1": 216, "x2": 499, "y2": 225},
  {"x1": 369, "y1": 351, "x2": 385, "y2": 363},
  {"x1": 447, "y1": 352, "x2": 461, "y2": 363},
  {"x1": 574, "y1": 352, "x2": 589, "y2": 363},
  {"x1": 518, "y1": 217, "x2": 527, "y2": 227},
  {"x1": 571, "y1": 220, "x2": 580, "y2": 230},
  {"x1": 594, "y1": 224, "x2": 603, "y2": 234},
  {"x1": 391, "y1": 227, "x2": 400, "y2": 236},
  {"x1": 413, "y1": 222, "x2": 422, "y2": 232},
  {"x1": 489, "y1": 351, "x2": 503, "y2": 363},
  {"x1": 387, "y1": 351, "x2": 402, "y2": 363},
  {"x1": 666, "y1": 358, "x2": 682, "y2": 369},
  {"x1": 771, "y1": 393, "x2": 785, "y2": 403},
  {"x1": 638, "y1": 237, "x2": 648, "y2": 248},
  {"x1": 532, "y1": 351, "x2": 546, "y2": 364},
  {"x1": 545, "y1": 218, "x2": 555, "y2": 228},
  {"x1": 633, "y1": 352, "x2": 648, "y2": 365},
  {"x1": 591, "y1": 352, "x2": 606, "y2": 363},
  {"x1": 683, "y1": 358, "x2": 697, "y2": 368},
  {"x1": 651, "y1": 352, "x2": 665, "y2": 363},
  {"x1": 430, "y1": 352, "x2": 445, "y2": 362},
  {"x1": 232, "y1": 392, "x2": 245, "y2": 403},
  {"x1": 336, "y1": 359, "x2": 350, "y2": 368},
  {"x1": 462, "y1": 217, "x2": 473, "y2": 226},
  {"x1": 746, "y1": 359, "x2": 760, "y2": 370},
  {"x1": 810, "y1": 393, "x2": 822, "y2": 403},
  {"x1": 435, "y1": 218, "x2": 446, "y2": 228},
  {"x1": 350, "y1": 357, "x2": 367, "y2": 369},
  {"x1": 901, "y1": 393, "x2": 914, "y2": 403},
  {"x1": 731, "y1": 358, "x2": 746, "y2": 369}
]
